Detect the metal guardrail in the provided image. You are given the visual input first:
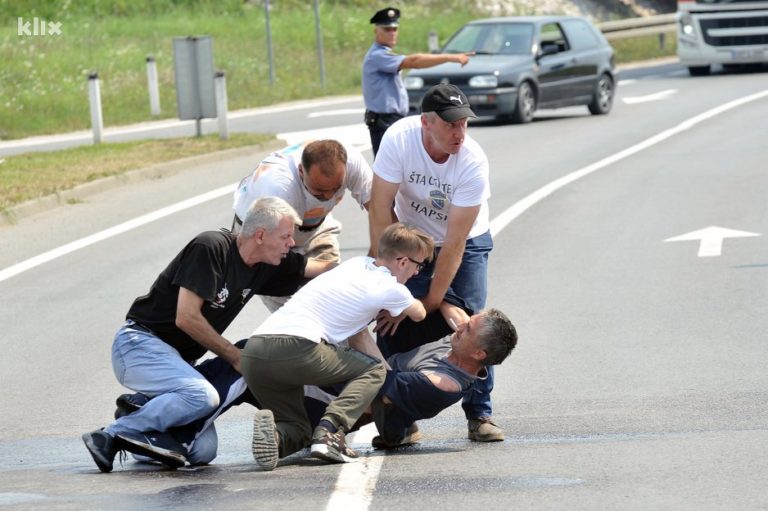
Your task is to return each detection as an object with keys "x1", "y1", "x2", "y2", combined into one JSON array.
[{"x1": 597, "y1": 13, "x2": 677, "y2": 40}]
